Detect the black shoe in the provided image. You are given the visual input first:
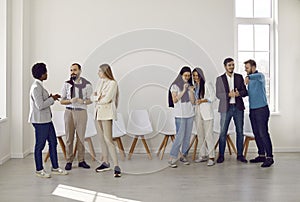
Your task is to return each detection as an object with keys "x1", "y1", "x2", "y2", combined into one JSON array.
[
  {"x1": 237, "y1": 155, "x2": 248, "y2": 163},
  {"x1": 250, "y1": 156, "x2": 266, "y2": 163},
  {"x1": 78, "y1": 161, "x2": 90, "y2": 169},
  {"x1": 65, "y1": 163, "x2": 72, "y2": 171},
  {"x1": 261, "y1": 158, "x2": 274, "y2": 168},
  {"x1": 95, "y1": 162, "x2": 111, "y2": 172},
  {"x1": 217, "y1": 155, "x2": 224, "y2": 163},
  {"x1": 114, "y1": 166, "x2": 121, "y2": 178}
]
